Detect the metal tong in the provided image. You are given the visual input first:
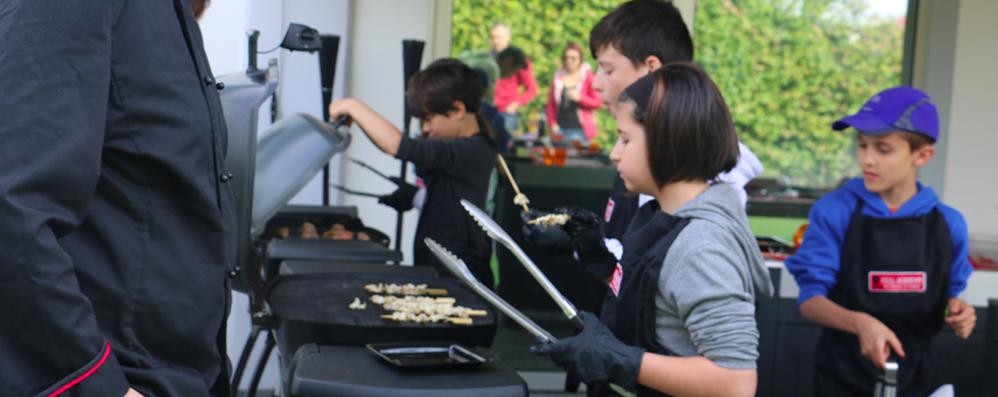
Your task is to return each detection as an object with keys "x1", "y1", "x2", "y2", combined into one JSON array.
[
  {"x1": 330, "y1": 184, "x2": 380, "y2": 198},
  {"x1": 459, "y1": 199, "x2": 584, "y2": 329},
  {"x1": 330, "y1": 157, "x2": 397, "y2": 198},
  {"x1": 350, "y1": 157, "x2": 393, "y2": 181},
  {"x1": 424, "y1": 238, "x2": 557, "y2": 344}
]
